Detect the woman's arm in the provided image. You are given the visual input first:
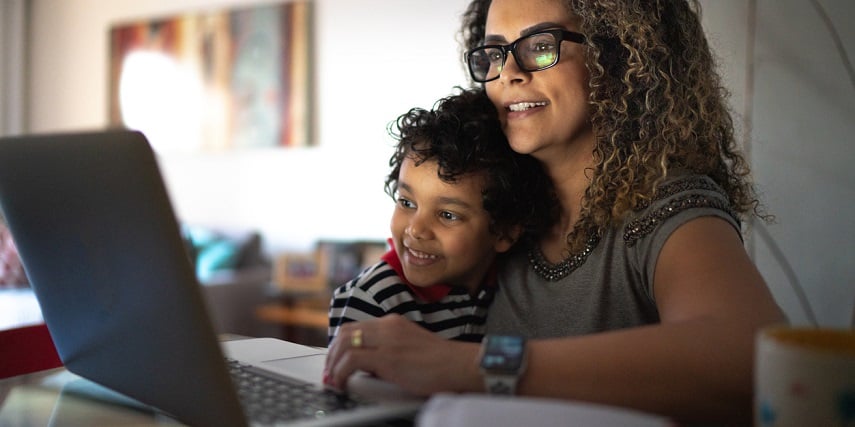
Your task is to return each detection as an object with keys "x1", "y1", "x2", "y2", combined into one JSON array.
[
  {"x1": 324, "y1": 315, "x2": 483, "y2": 394},
  {"x1": 522, "y1": 217, "x2": 784, "y2": 423},
  {"x1": 325, "y1": 216, "x2": 785, "y2": 424}
]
